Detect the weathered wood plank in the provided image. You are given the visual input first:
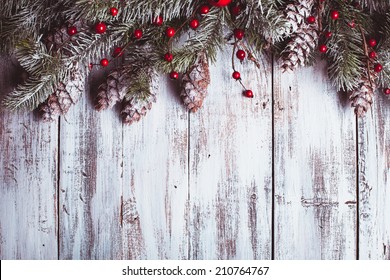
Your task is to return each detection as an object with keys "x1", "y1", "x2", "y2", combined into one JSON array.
[
  {"x1": 188, "y1": 51, "x2": 273, "y2": 260},
  {"x1": 358, "y1": 93, "x2": 390, "y2": 260},
  {"x1": 0, "y1": 58, "x2": 58, "y2": 259},
  {"x1": 274, "y1": 62, "x2": 357, "y2": 259},
  {"x1": 59, "y1": 74, "x2": 123, "y2": 259},
  {"x1": 122, "y1": 76, "x2": 189, "y2": 259}
]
